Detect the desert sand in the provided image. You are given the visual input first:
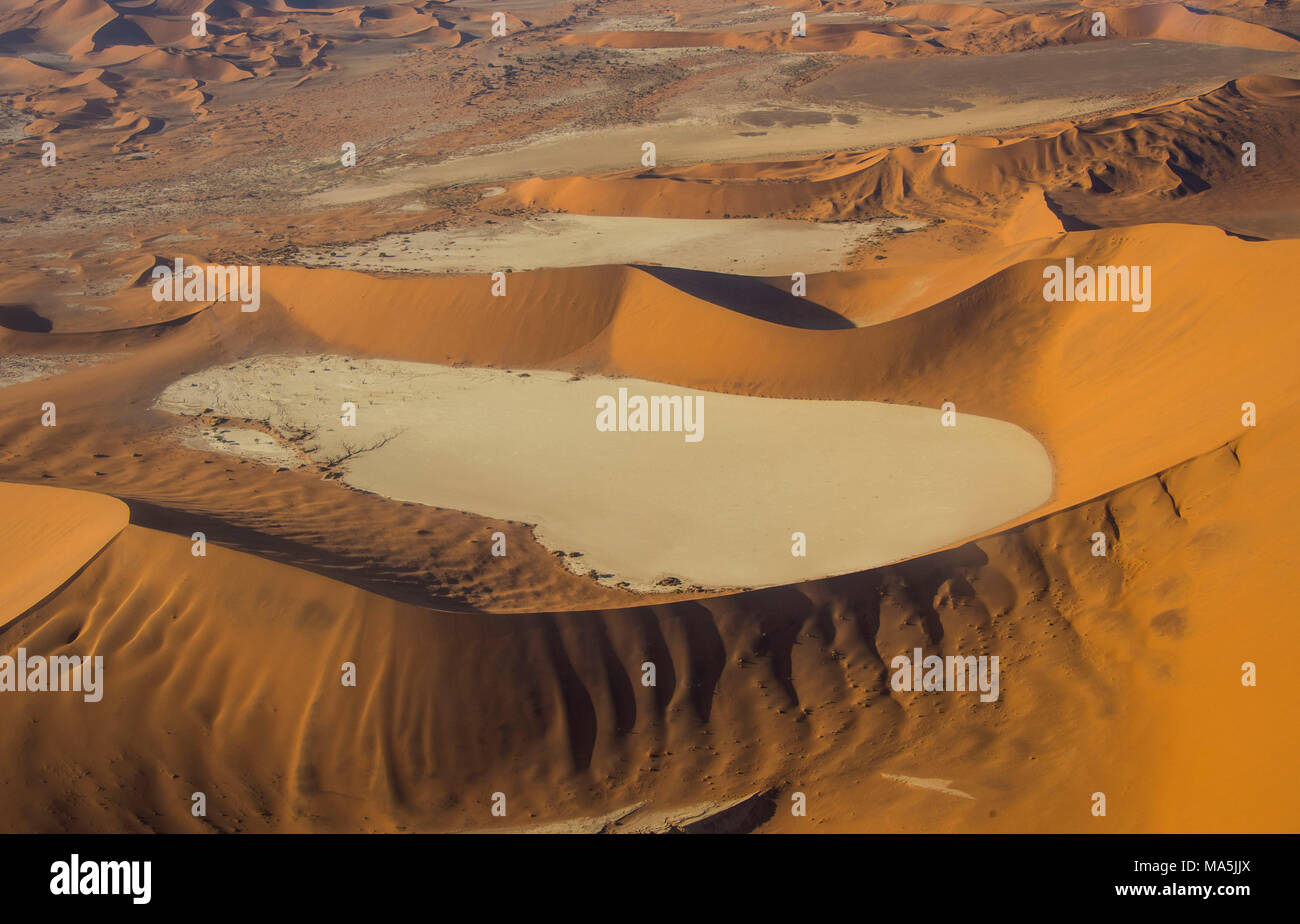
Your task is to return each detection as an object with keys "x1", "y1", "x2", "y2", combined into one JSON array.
[{"x1": 1, "y1": 0, "x2": 1298, "y2": 835}]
